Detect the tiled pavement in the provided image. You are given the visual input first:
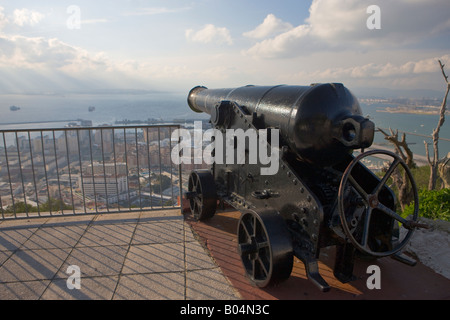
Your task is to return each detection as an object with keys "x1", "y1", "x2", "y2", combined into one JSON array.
[{"x1": 0, "y1": 209, "x2": 241, "y2": 300}]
